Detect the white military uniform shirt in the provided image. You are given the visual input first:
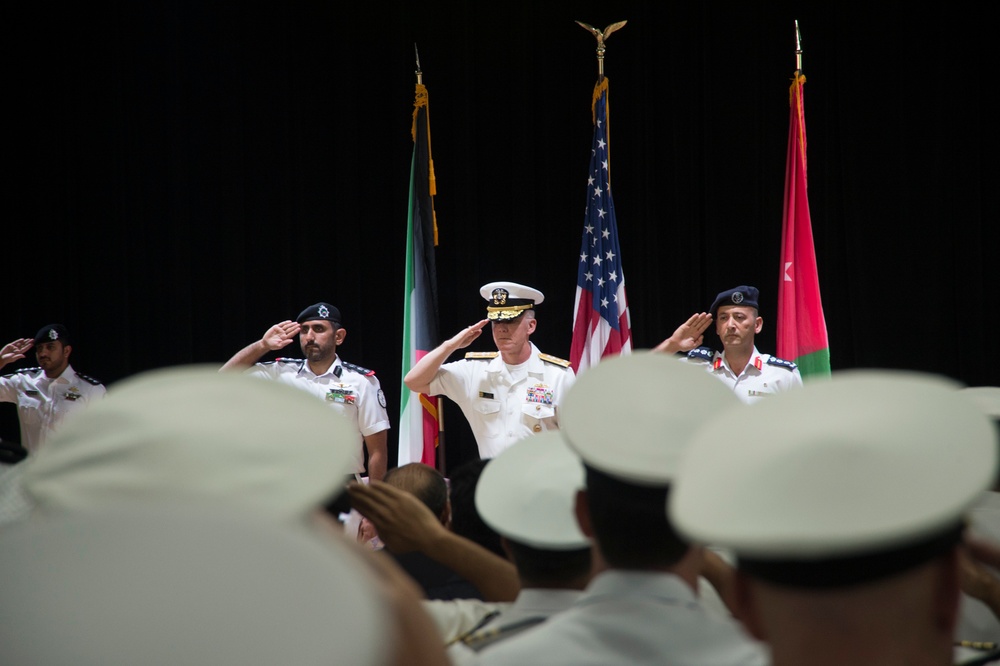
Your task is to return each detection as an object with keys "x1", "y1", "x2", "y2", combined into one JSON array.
[
  {"x1": 684, "y1": 346, "x2": 802, "y2": 404},
  {"x1": 448, "y1": 588, "x2": 582, "y2": 665},
  {"x1": 428, "y1": 343, "x2": 575, "y2": 459},
  {"x1": 248, "y1": 356, "x2": 389, "y2": 473},
  {"x1": 0, "y1": 364, "x2": 106, "y2": 453},
  {"x1": 477, "y1": 570, "x2": 768, "y2": 666},
  {"x1": 423, "y1": 599, "x2": 510, "y2": 645}
]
